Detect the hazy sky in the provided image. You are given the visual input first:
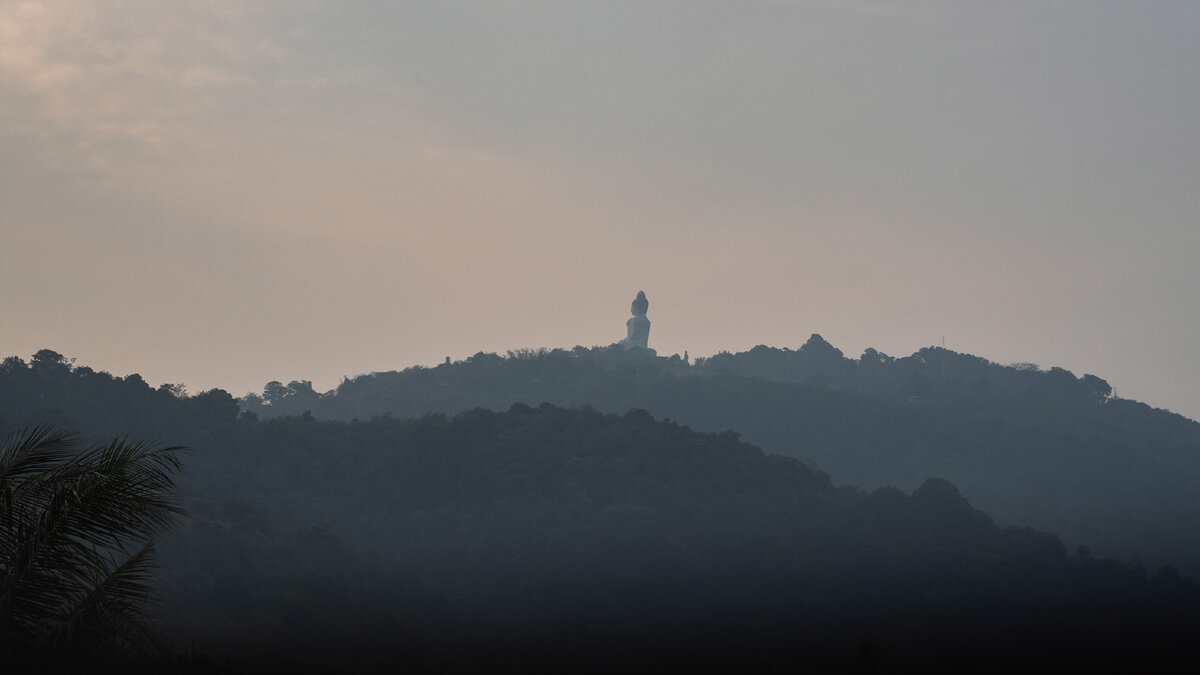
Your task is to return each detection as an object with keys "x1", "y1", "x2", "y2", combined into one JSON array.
[{"x1": 3, "y1": 1, "x2": 1199, "y2": 419}]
